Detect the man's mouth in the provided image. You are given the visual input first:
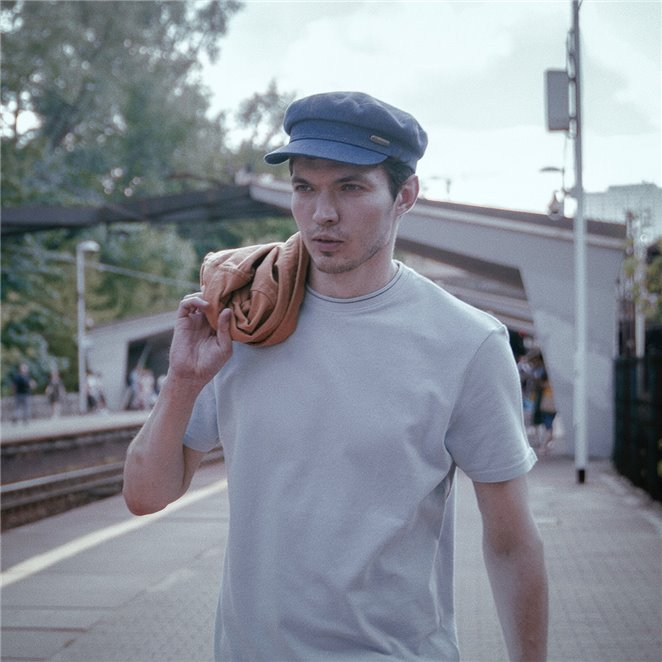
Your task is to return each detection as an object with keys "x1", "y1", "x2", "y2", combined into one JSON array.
[{"x1": 312, "y1": 236, "x2": 344, "y2": 251}]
